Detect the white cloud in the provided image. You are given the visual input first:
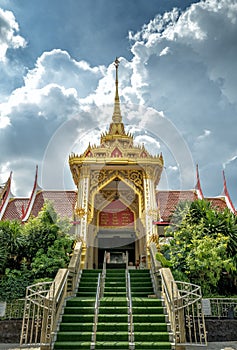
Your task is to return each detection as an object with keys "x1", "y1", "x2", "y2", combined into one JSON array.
[
  {"x1": 197, "y1": 129, "x2": 211, "y2": 140},
  {"x1": 168, "y1": 165, "x2": 178, "y2": 172},
  {"x1": 0, "y1": 8, "x2": 26, "y2": 62},
  {"x1": 223, "y1": 155, "x2": 237, "y2": 169},
  {"x1": 24, "y1": 49, "x2": 105, "y2": 98},
  {"x1": 159, "y1": 46, "x2": 170, "y2": 56},
  {"x1": 0, "y1": 114, "x2": 9, "y2": 128}
]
